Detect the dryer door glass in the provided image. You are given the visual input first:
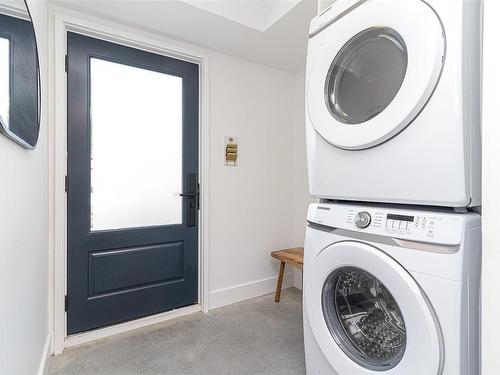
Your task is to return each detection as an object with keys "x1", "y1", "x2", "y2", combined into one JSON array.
[
  {"x1": 322, "y1": 266, "x2": 406, "y2": 370},
  {"x1": 325, "y1": 27, "x2": 407, "y2": 125}
]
